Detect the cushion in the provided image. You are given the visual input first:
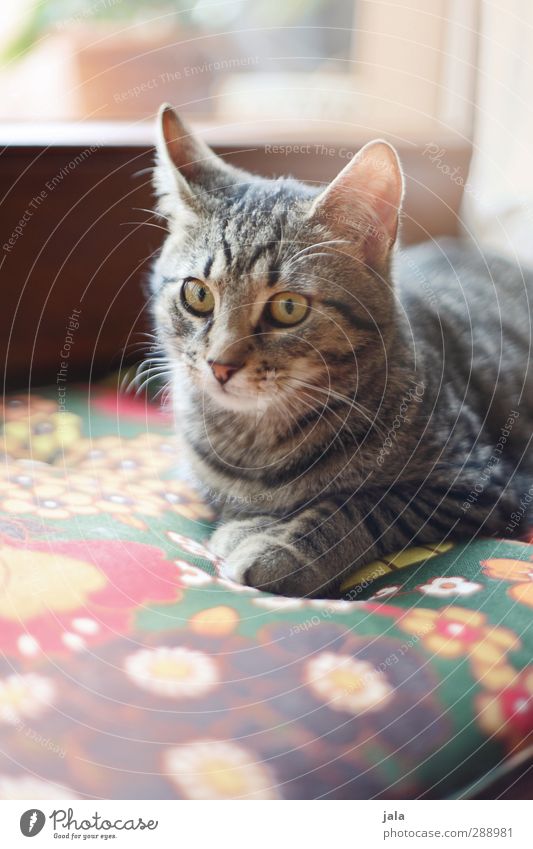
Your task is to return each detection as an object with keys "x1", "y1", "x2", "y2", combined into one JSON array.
[{"x1": 0, "y1": 385, "x2": 532, "y2": 799}]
